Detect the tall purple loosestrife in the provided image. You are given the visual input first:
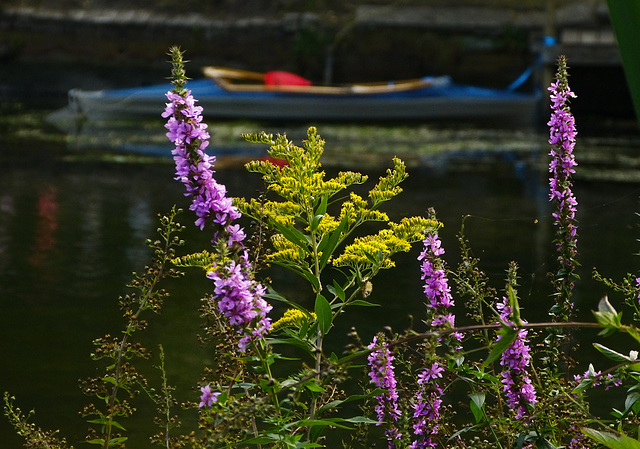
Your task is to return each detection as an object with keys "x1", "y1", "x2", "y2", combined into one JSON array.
[
  {"x1": 367, "y1": 335, "x2": 402, "y2": 449},
  {"x1": 496, "y1": 296, "x2": 537, "y2": 420},
  {"x1": 163, "y1": 48, "x2": 271, "y2": 352},
  {"x1": 548, "y1": 55, "x2": 579, "y2": 320},
  {"x1": 411, "y1": 228, "x2": 458, "y2": 447},
  {"x1": 410, "y1": 362, "x2": 444, "y2": 449},
  {"x1": 418, "y1": 232, "x2": 463, "y2": 345}
]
